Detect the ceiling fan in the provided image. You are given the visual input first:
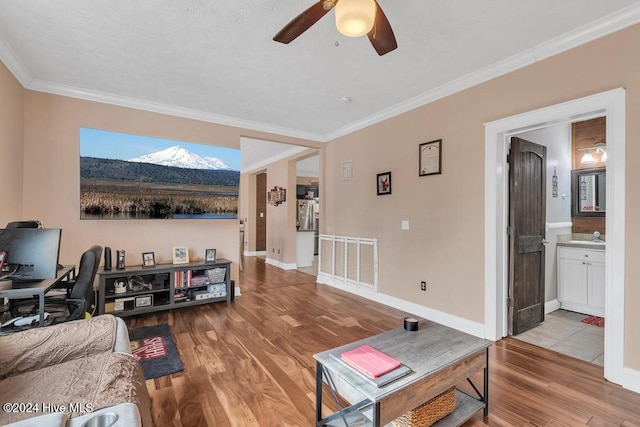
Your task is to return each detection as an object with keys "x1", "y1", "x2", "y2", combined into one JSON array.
[{"x1": 273, "y1": 0, "x2": 397, "y2": 56}]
